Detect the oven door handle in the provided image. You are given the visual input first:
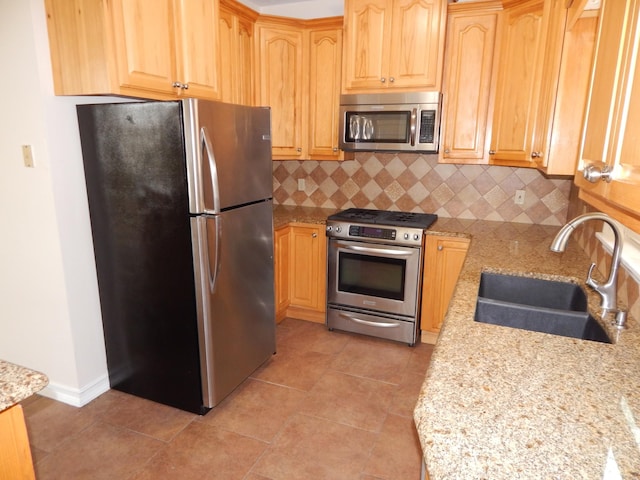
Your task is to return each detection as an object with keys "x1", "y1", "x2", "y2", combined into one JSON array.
[
  {"x1": 337, "y1": 243, "x2": 413, "y2": 257},
  {"x1": 339, "y1": 312, "x2": 400, "y2": 328}
]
